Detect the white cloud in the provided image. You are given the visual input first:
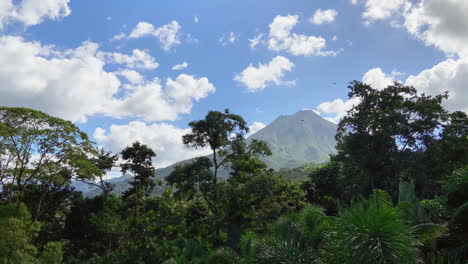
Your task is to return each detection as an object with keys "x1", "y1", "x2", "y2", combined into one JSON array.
[
  {"x1": 234, "y1": 56, "x2": 295, "y2": 92},
  {"x1": 316, "y1": 97, "x2": 361, "y2": 124},
  {"x1": 219, "y1": 32, "x2": 238, "y2": 46},
  {"x1": 246, "y1": 122, "x2": 266, "y2": 138},
  {"x1": 94, "y1": 121, "x2": 210, "y2": 168},
  {"x1": 194, "y1": 16, "x2": 199, "y2": 23},
  {"x1": 362, "y1": 68, "x2": 397, "y2": 90},
  {"x1": 154, "y1": 21, "x2": 182, "y2": 51},
  {"x1": 362, "y1": 0, "x2": 406, "y2": 24},
  {"x1": 0, "y1": 36, "x2": 215, "y2": 123},
  {"x1": 111, "y1": 32, "x2": 125, "y2": 42},
  {"x1": 359, "y1": 0, "x2": 468, "y2": 57},
  {"x1": 172, "y1": 61, "x2": 188, "y2": 70},
  {"x1": 332, "y1": 36, "x2": 338, "y2": 41},
  {"x1": 99, "y1": 49, "x2": 159, "y2": 70},
  {"x1": 0, "y1": 36, "x2": 119, "y2": 123},
  {"x1": 356, "y1": 0, "x2": 468, "y2": 114},
  {"x1": 310, "y1": 9, "x2": 338, "y2": 24},
  {"x1": 0, "y1": 0, "x2": 71, "y2": 29},
  {"x1": 268, "y1": 15, "x2": 338, "y2": 56},
  {"x1": 108, "y1": 74, "x2": 216, "y2": 122},
  {"x1": 128, "y1": 22, "x2": 155, "y2": 38},
  {"x1": 128, "y1": 21, "x2": 182, "y2": 51},
  {"x1": 406, "y1": 58, "x2": 468, "y2": 113},
  {"x1": 249, "y1": 33, "x2": 264, "y2": 50},
  {"x1": 403, "y1": 0, "x2": 468, "y2": 57},
  {"x1": 117, "y1": 69, "x2": 144, "y2": 84}
]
